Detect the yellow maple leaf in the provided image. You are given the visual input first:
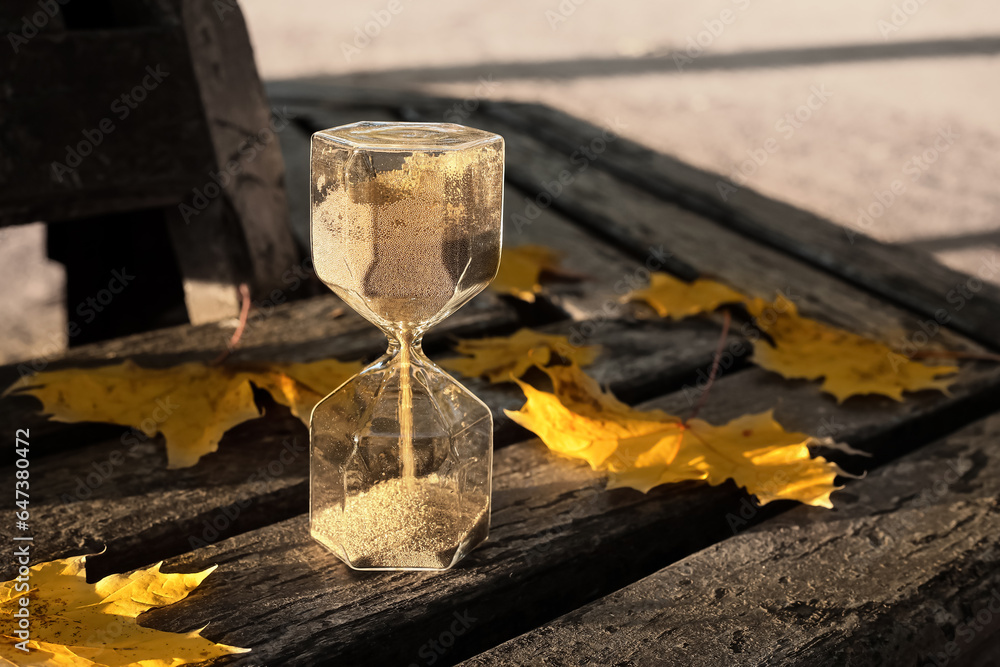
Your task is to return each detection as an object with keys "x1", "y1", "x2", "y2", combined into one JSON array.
[
  {"x1": 440, "y1": 328, "x2": 600, "y2": 383},
  {"x1": 746, "y1": 296, "x2": 957, "y2": 402},
  {"x1": 490, "y1": 245, "x2": 566, "y2": 302},
  {"x1": 4, "y1": 358, "x2": 362, "y2": 468},
  {"x1": 265, "y1": 359, "x2": 364, "y2": 419},
  {"x1": 508, "y1": 366, "x2": 844, "y2": 508},
  {"x1": 626, "y1": 272, "x2": 747, "y2": 319},
  {"x1": 0, "y1": 555, "x2": 247, "y2": 666},
  {"x1": 608, "y1": 411, "x2": 846, "y2": 508},
  {"x1": 505, "y1": 364, "x2": 684, "y2": 471}
]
